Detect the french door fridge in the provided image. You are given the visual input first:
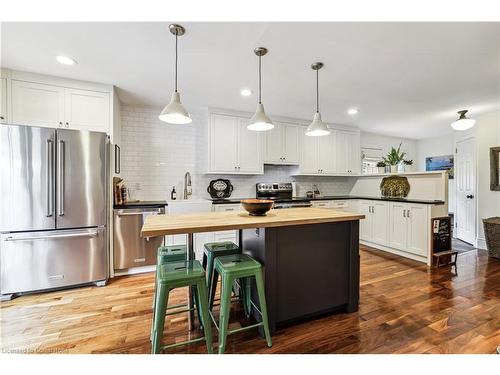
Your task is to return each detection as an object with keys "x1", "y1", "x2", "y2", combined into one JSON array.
[{"x1": 0, "y1": 124, "x2": 108, "y2": 299}]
